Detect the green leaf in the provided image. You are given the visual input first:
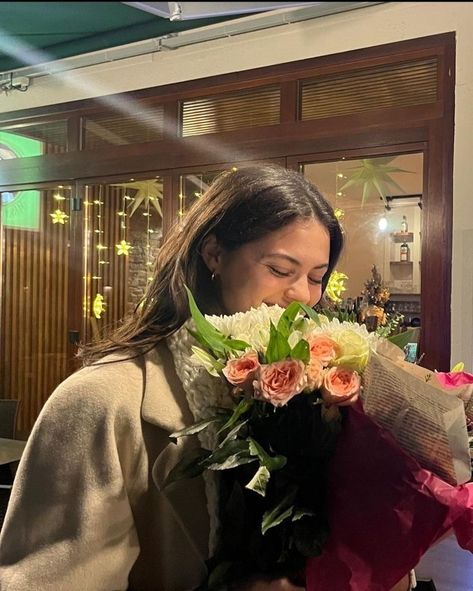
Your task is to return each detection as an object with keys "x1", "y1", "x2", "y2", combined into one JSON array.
[
  {"x1": 170, "y1": 416, "x2": 223, "y2": 440},
  {"x1": 190, "y1": 346, "x2": 225, "y2": 376},
  {"x1": 298, "y1": 303, "x2": 321, "y2": 325},
  {"x1": 291, "y1": 338, "x2": 310, "y2": 364},
  {"x1": 292, "y1": 508, "x2": 316, "y2": 522},
  {"x1": 277, "y1": 302, "x2": 301, "y2": 337},
  {"x1": 218, "y1": 398, "x2": 253, "y2": 434},
  {"x1": 261, "y1": 486, "x2": 297, "y2": 535},
  {"x1": 162, "y1": 447, "x2": 211, "y2": 489},
  {"x1": 248, "y1": 437, "x2": 287, "y2": 472},
  {"x1": 266, "y1": 322, "x2": 291, "y2": 363},
  {"x1": 387, "y1": 328, "x2": 418, "y2": 350},
  {"x1": 185, "y1": 286, "x2": 228, "y2": 356},
  {"x1": 292, "y1": 317, "x2": 305, "y2": 332},
  {"x1": 205, "y1": 439, "x2": 256, "y2": 470},
  {"x1": 217, "y1": 419, "x2": 248, "y2": 449},
  {"x1": 185, "y1": 286, "x2": 251, "y2": 355},
  {"x1": 187, "y1": 328, "x2": 210, "y2": 350},
  {"x1": 245, "y1": 465, "x2": 270, "y2": 497},
  {"x1": 226, "y1": 339, "x2": 251, "y2": 351}
]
